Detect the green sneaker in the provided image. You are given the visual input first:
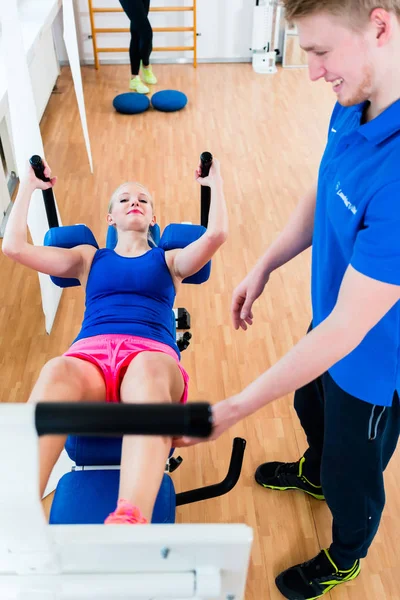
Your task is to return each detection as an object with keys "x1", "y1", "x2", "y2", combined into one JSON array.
[
  {"x1": 129, "y1": 76, "x2": 149, "y2": 94},
  {"x1": 141, "y1": 63, "x2": 157, "y2": 85},
  {"x1": 255, "y1": 456, "x2": 325, "y2": 501},
  {"x1": 276, "y1": 548, "x2": 361, "y2": 599}
]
